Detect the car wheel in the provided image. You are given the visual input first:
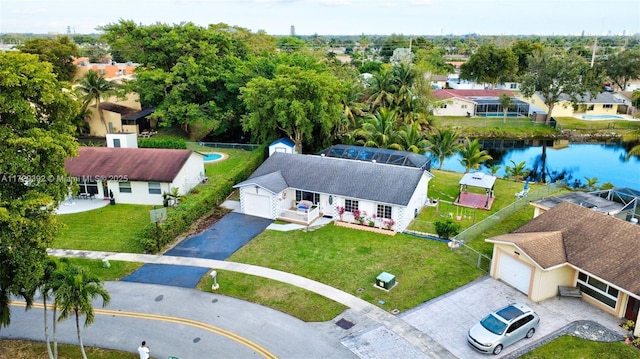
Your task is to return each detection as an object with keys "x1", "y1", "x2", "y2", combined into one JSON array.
[
  {"x1": 526, "y1": 328, "x2": 535, "y2": 338},
  {"x1": 493, "y1": 344, "x2": 503, "y2": 355}
]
